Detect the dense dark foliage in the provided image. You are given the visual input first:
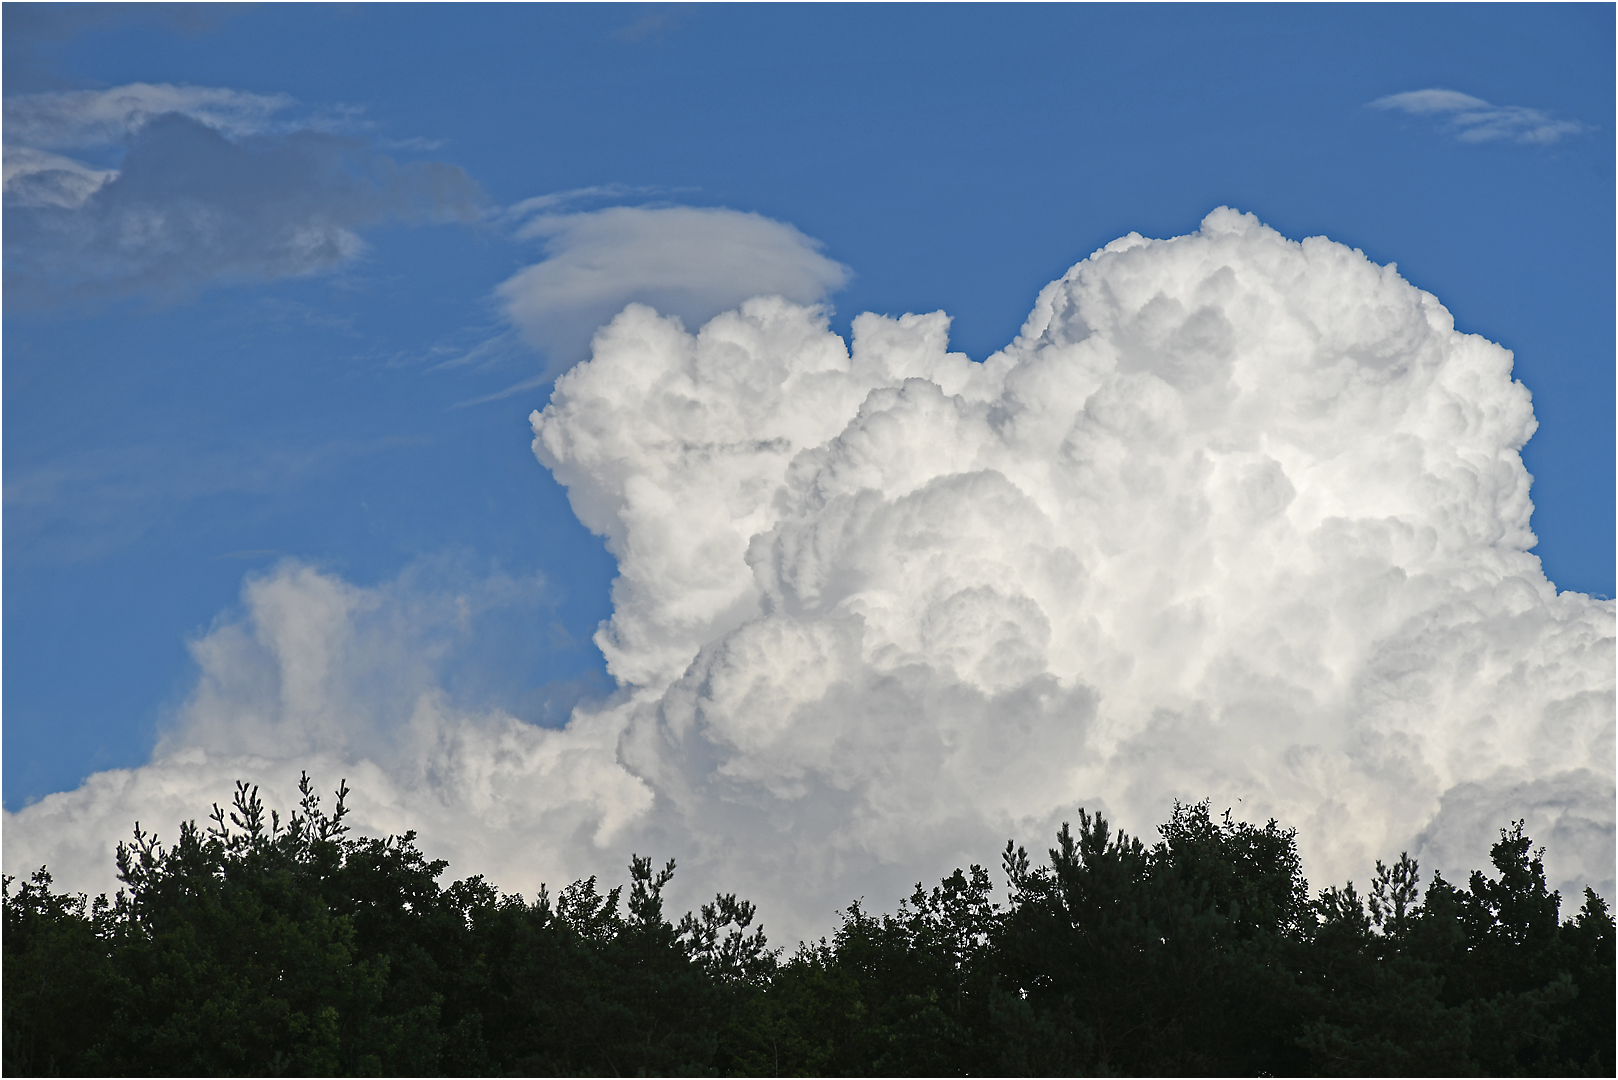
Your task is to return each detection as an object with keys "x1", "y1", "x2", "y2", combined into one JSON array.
[{"x1": 6, "y1": 777, "x2": 1611, "y2": 1076}]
